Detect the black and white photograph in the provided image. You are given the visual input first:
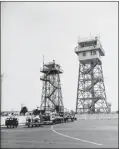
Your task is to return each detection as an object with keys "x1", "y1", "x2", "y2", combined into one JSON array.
[{"x1": 1, "y1": 1, "x2": 118, "y2": 148}]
